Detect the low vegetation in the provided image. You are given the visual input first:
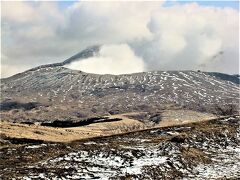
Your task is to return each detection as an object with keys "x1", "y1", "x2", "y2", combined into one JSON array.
[
  {"x1": 213, "y1": 103, "x2": 239, "y2": 116},
  {"x1": 1, "y1": 116, "x2": 239, "y2": 179}
]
